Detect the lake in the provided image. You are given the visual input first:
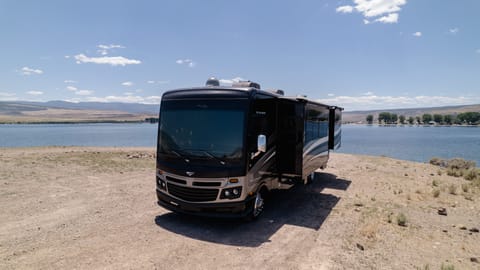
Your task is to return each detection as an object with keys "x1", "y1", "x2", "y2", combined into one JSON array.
[
  {"x1": 0, "y1": 123, "x2": 478, "y2": 165},
  {"x1": 338, "y1": 125, "x2": 480, "y2": 165}
]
